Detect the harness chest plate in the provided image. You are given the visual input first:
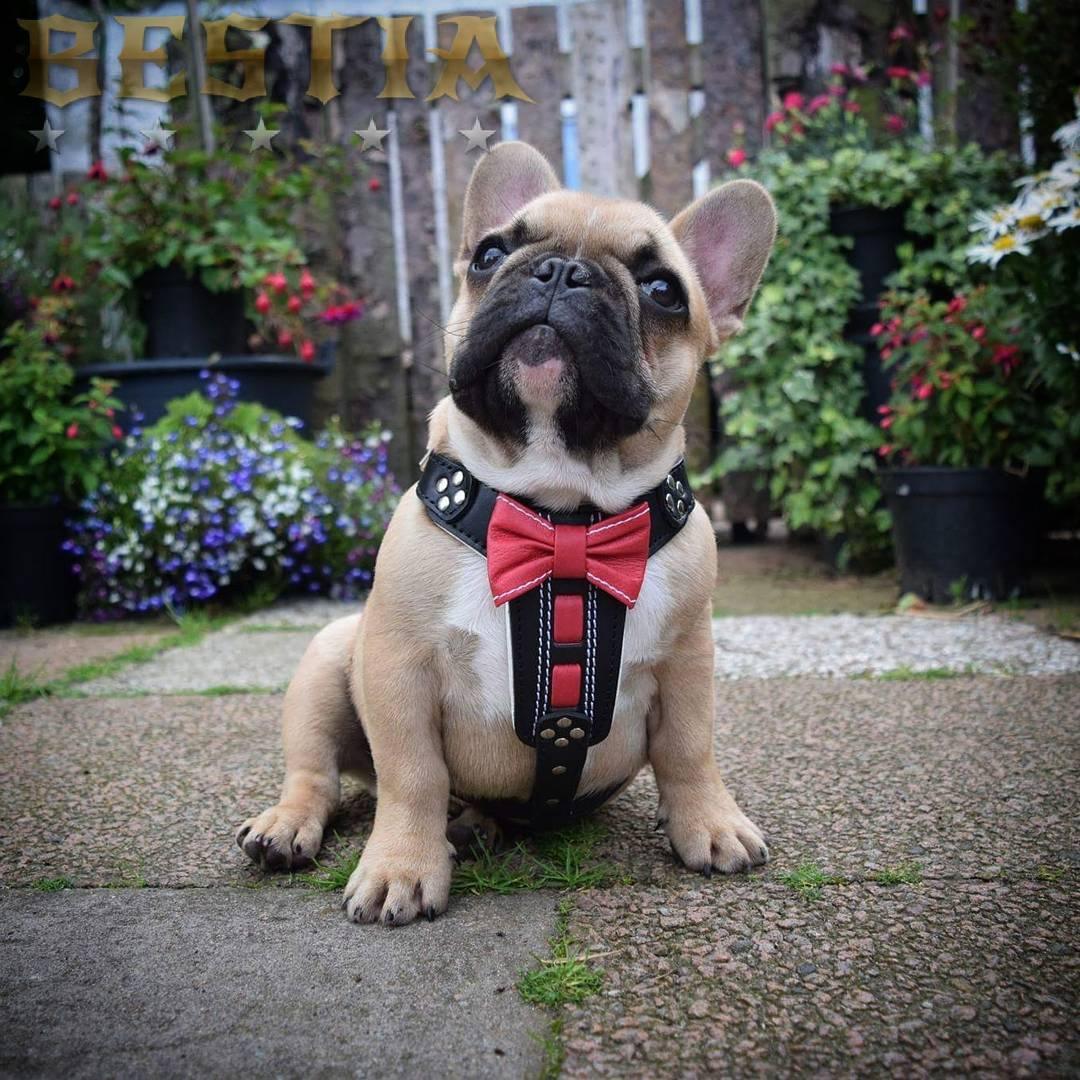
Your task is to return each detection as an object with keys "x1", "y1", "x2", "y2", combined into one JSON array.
[{"x1": 417, "y1": 452, "x2": 695, "y2": 827}]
